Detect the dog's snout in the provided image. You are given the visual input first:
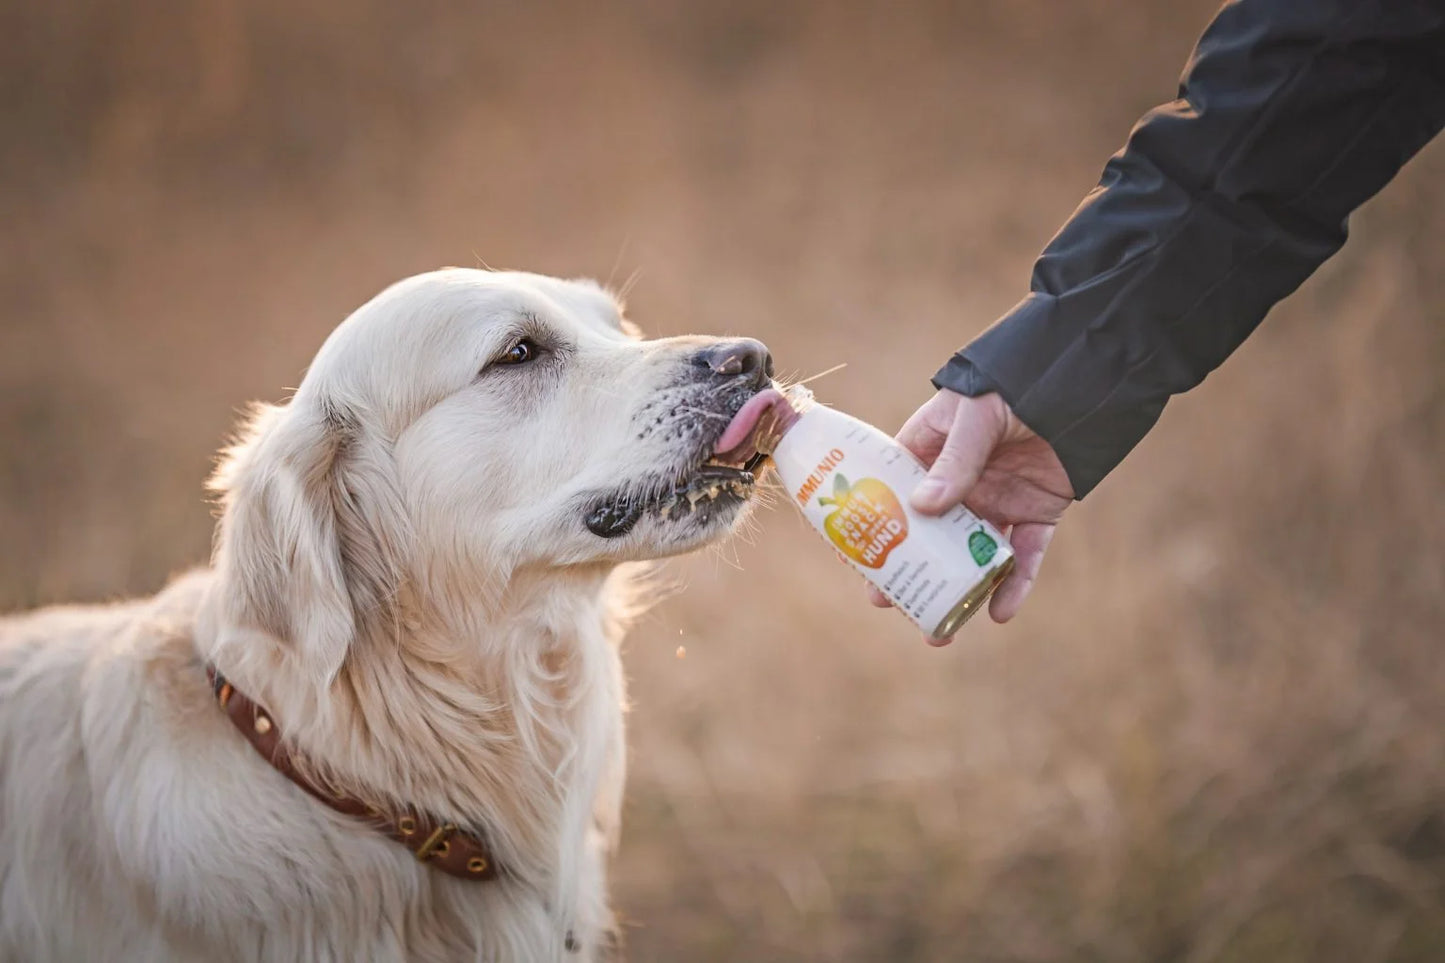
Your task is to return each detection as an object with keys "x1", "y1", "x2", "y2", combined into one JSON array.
[{"x1": 693, "y1": 339, "x2": 774, "y2": 386}]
